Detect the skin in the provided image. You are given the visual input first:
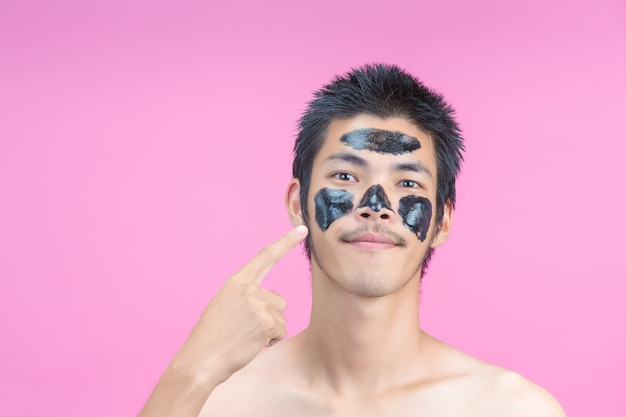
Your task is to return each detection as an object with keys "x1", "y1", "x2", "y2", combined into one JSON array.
[{"x1": 138, "y1": 115, "x2": 567, "y2": 417}]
